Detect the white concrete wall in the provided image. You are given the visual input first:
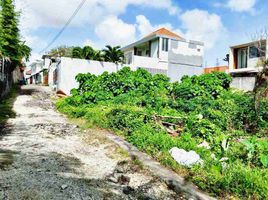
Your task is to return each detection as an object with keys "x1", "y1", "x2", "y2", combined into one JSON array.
[
  {"x1": 168, "y1": 63, "x2": 203, "y2": 82},
  {"x1": 231, "y1": 76, "x2": 256, "y2": 91},
  {"x1": 170, "y1": 40, "x2": 204, "y2": 57},
  {"x1": 132, "y1": 56, "x2": 168, "y2": 70},
  {"x1": 48, "y1": 63, "x2": 58, "y2": 88},
  {"x1": 44, "y1": 58, "x2": 51, "y2": 69},
  {"x1": 57, "y1": 57, "x2": 137, "y2": 95}
]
